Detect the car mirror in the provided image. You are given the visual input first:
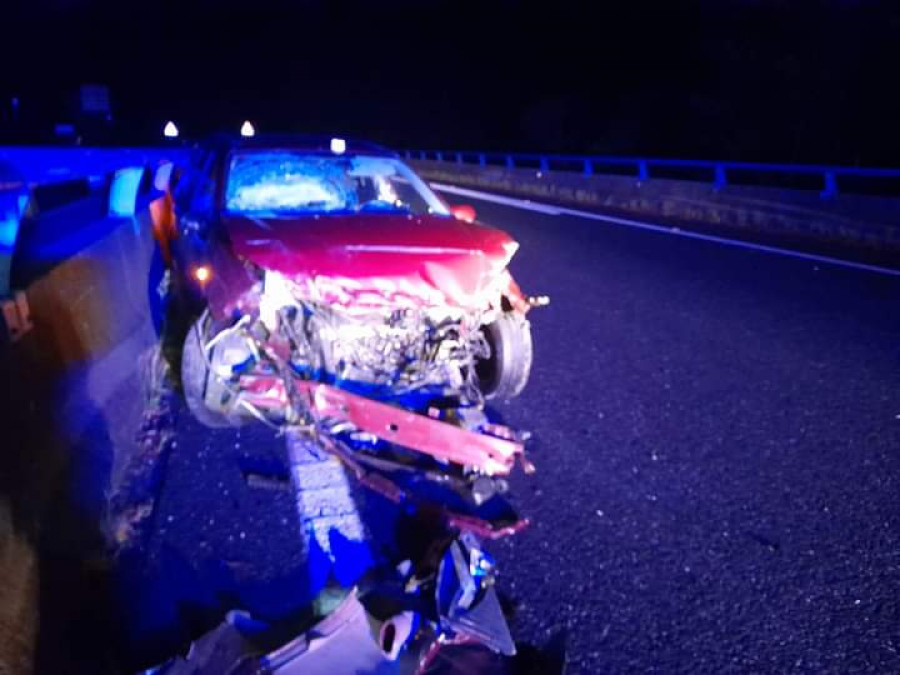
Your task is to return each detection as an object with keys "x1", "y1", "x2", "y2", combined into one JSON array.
[{"x1": 450, "y1": 204, "x2": 476, "y2": 223}]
